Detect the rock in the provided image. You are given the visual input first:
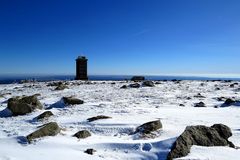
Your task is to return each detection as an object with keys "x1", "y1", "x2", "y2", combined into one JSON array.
[
  {"x1": 26, "y1": 122, "x2": 60, "y2": 142},
  {"x1": 120, "y1": 85, "x2": 127, "y2": 89},
  {"x1": 224, "y1": 98, "x2": 235, "y2": 105},
  {"x1": 7, "y1": 95, "x2": 43, "y2": 116},
  {"x1": 131, "y1": 76, "x2": 145, "y2": 81},
  {"x1": 224, "y1": 80, "x2": 232, "y2": 83},
  {"x1": 211, "y1": 124, "x2": 232, "y2": 140},
  {"x1": 84, "y1": 149, "x2": 96, "y2": 155},
  {"x1": 216, "y1": 97, "x2": 227, "y2": 101},
  {"x1": 55, "y1": 84, "x2": 69, "y2": 90},
  {"x1": 167, "y1": 124, "x2": 234, "y2": 160},
  {"x1": 155, "y1": 81, "x2": 161, "y2": 85},
  {"x1": 87, "y1": 115, "x2": 112, "y2": 122},
  {"x1": 33, "y1": 93, "x2": 41, "y2": 97},
  {"x1": 73, "y1": 130, "x2": 91, "y2": 139},
  {"x1": 142, "y1": 81, "x2": 155, "y2": 87},
  {"x1": 142, "y1": 143, "x2": 153, "y2": 151},
  {"x1": 186, "y1": 97, "x2": 192, "y2": 100},
  {"x1": 194, "y1": 102, "x2": 206, "y2": 107},
  {"x1": 135, "y1": 120, "x2": 162, "y2": 134},
  {"x1": 47, "y1": 81, "x2": 65, "y2": 87},
  {"x1": 129, "y1": 83, "x2": 140, "y2": 88},
  {"x1": 62, "y1": 97, "x2": 84, "y2": 105},
  {"x1": 36, "y1": 111, "x2": 54, "y2": 120},
  {"x1": 179, "y1": 104, "x2": 185, "y2": 107},
  {"x1": 194, "y1": 93, "x2": 205, "y2": 98},
  {"x1": 20, "y1": 79, "x2": 37, "y2": 84}
]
